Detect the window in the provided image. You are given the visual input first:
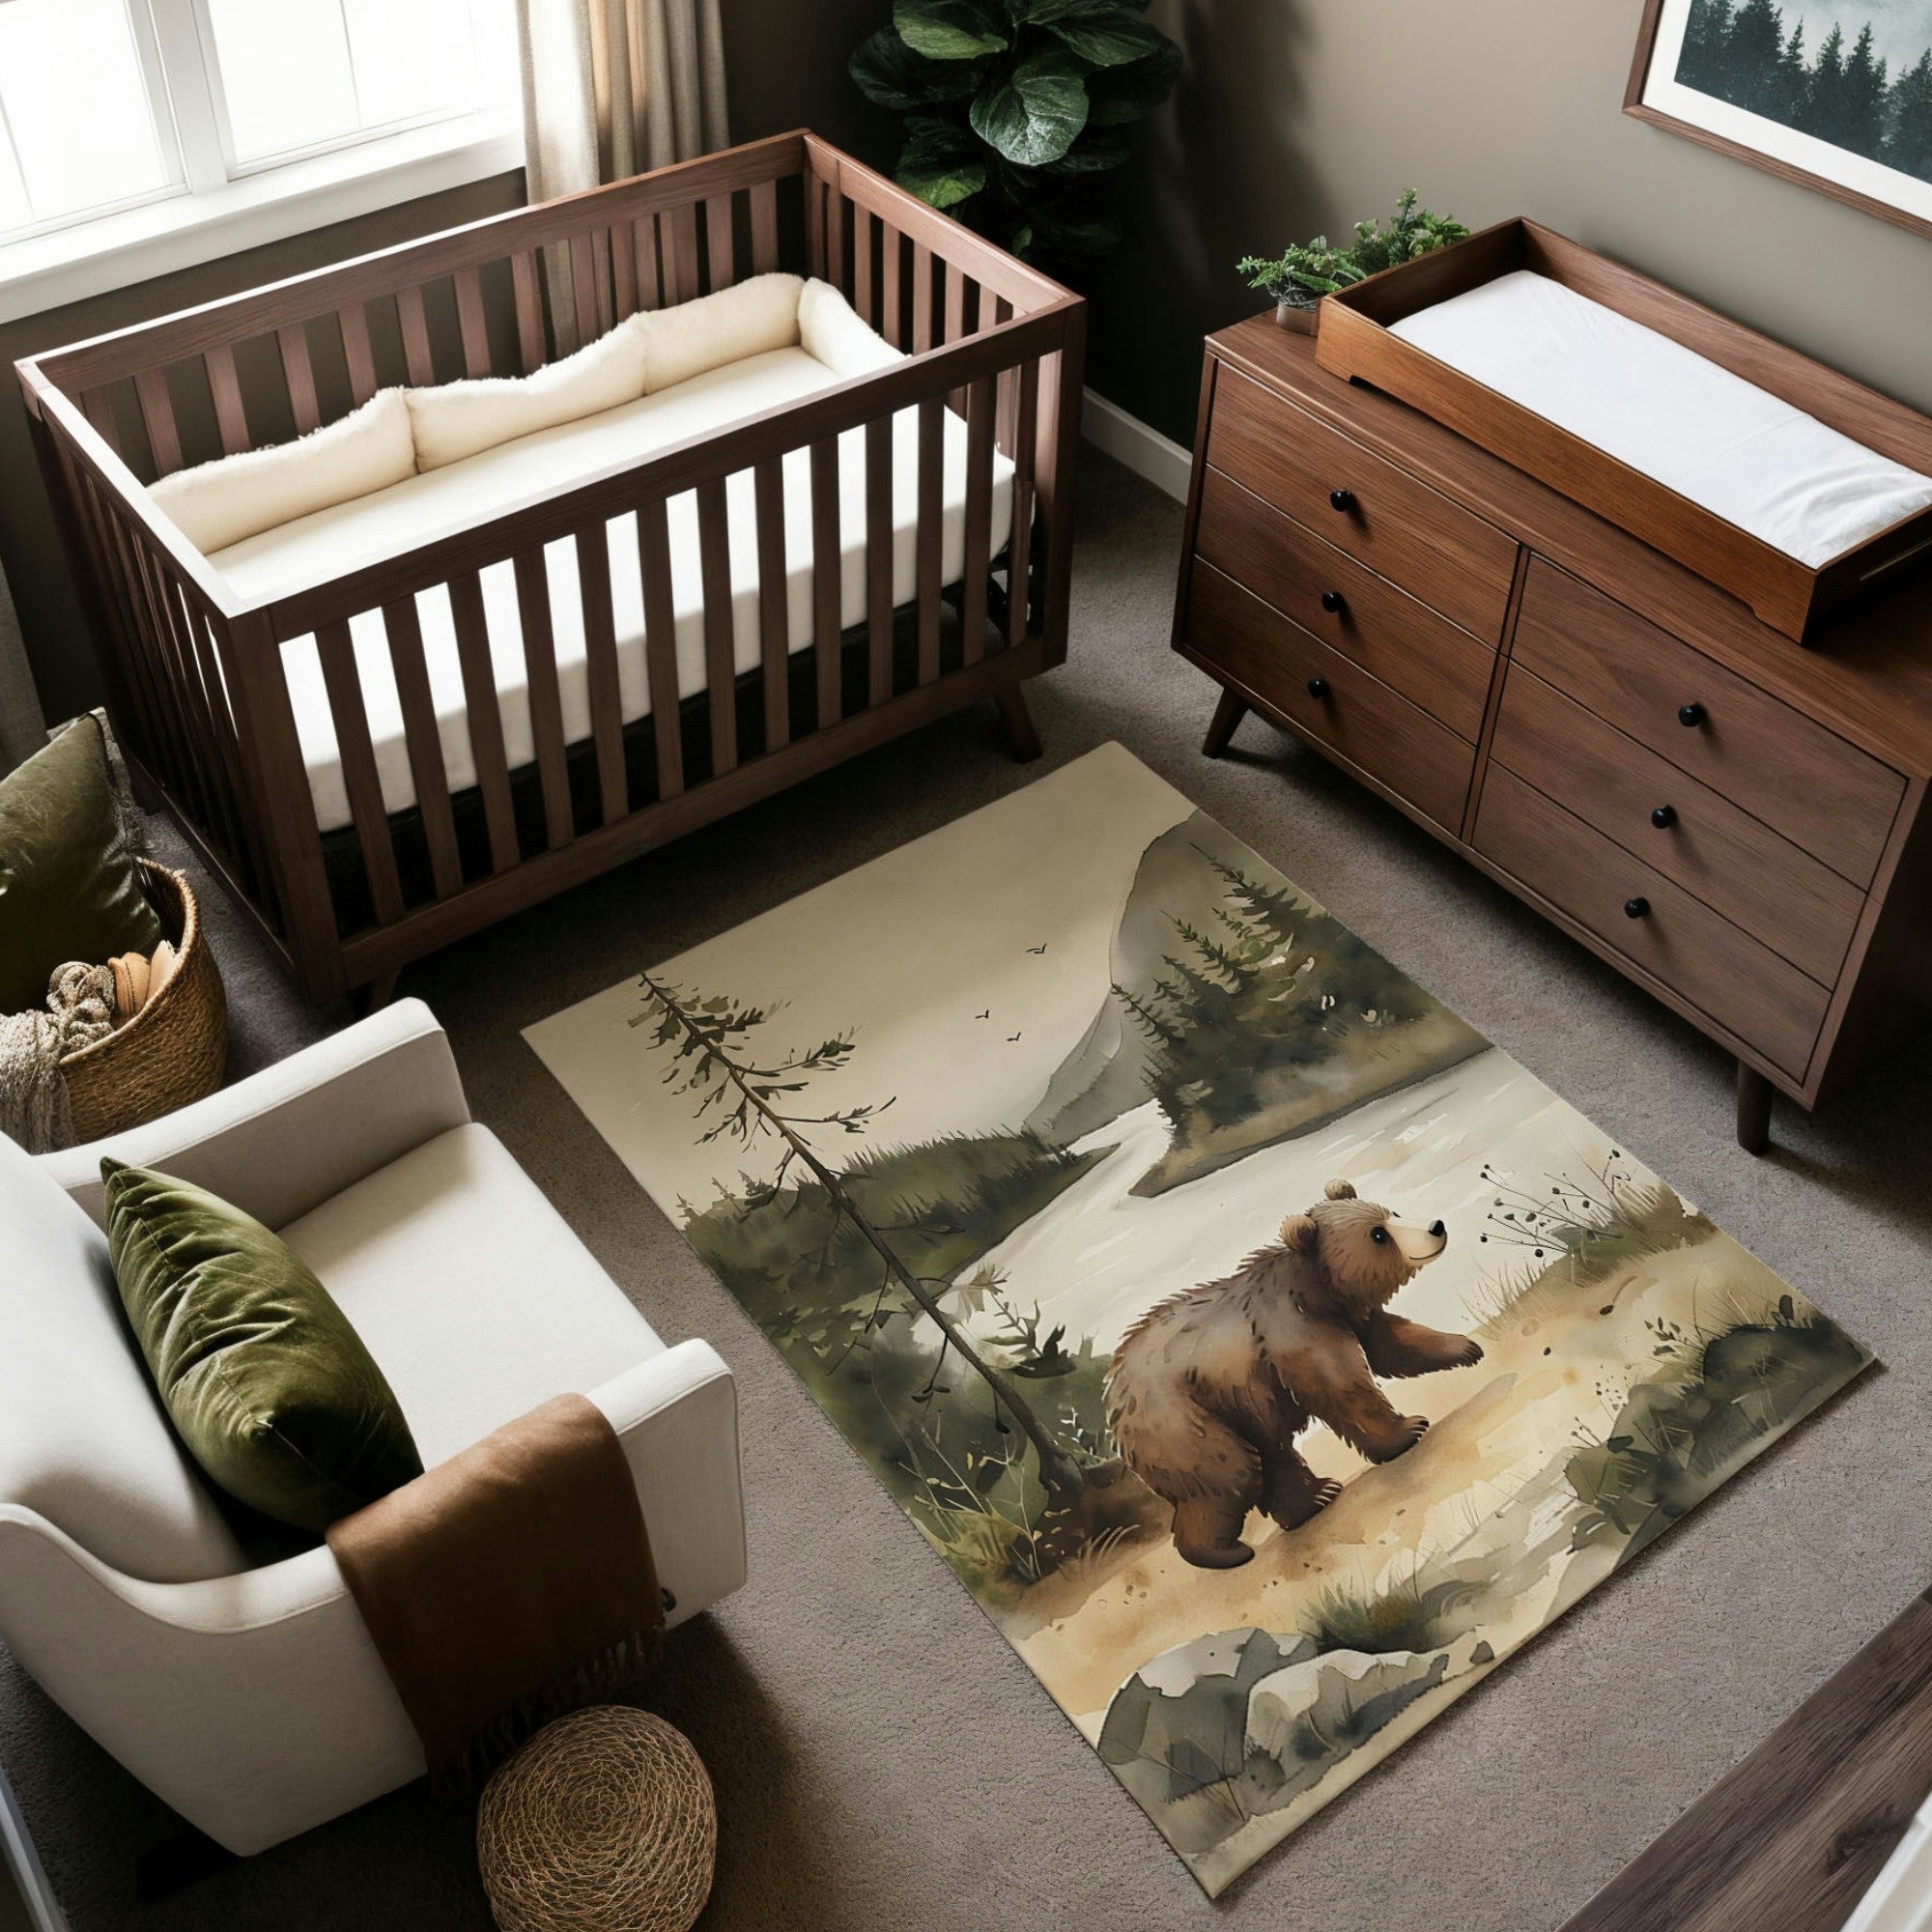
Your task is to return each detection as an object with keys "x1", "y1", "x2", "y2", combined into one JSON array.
[{"x1": 0, "y1": 0, "x2": 520, "y2": 319}]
